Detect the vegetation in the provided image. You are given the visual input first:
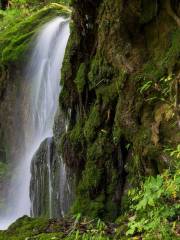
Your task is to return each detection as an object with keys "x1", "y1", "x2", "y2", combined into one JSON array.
[
  {"x1": 0, "y1": 215, "x2": 114, "y2": 240},
  {"x1": 126, "y1": 170, "x2": 180, "y2": 239},
  {"x1": 58, "y1": 0, "x2": 180, "y2": 238},
  {"x1": 0, "y1": 2, "x2": 70, "y2": 64},
  {"x1": 0, "y1": 0, "x2": 180, "y2": 239},
  {"x1": 0, "y1": 0, "x2": 70, "y2": 10},
  {"x1": 0, "y1": 162, "x2": 179, "y2": 239}
]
